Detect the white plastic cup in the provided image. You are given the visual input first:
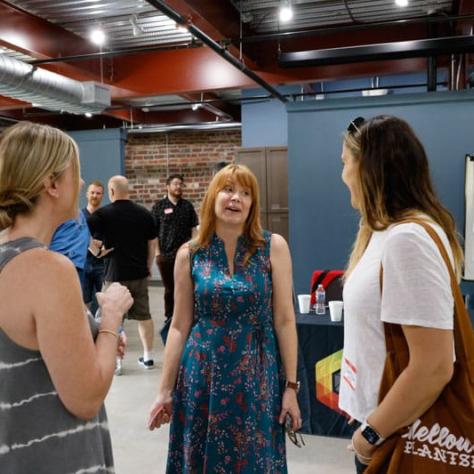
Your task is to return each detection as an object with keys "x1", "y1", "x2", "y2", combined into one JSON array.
[
  {"x1": 297, "y1": 294, "x2": 311, "y2": 314},
  {"x1": 328, "y1": 300, "x2": 344, "y2": 322}
]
